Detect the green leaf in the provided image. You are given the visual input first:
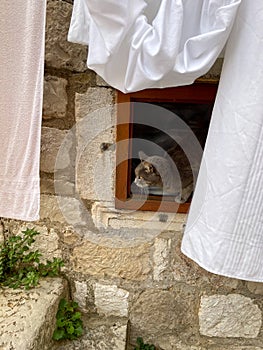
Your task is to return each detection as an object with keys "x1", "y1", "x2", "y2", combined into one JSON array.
[
  {"x1": 72, "y1": 301, "x2": 79, "y2": 309},
  {"x1": 52, "y1": 328, "x2": 65, "y2": 341},
  {"x1": 56, "y1": 309, "x2": 65, "y2": 319},
  {"x1": 137, "y1": 337, "x2": 144, "y2": 346},
  {"x1": 74, "y1": 325, "x2": 83, "y2": 337},
  {"x1": 65, "y1": 305, "x2": 74, "y2": 313},
  {"x1": 56, "y1": 318, "x2": 66, "y2": 328},
  {"x1": 72, "y1": 311, "x2": 81, "y2": 320},
  {"x1": 59, "y1": 298, "x2": 67, "y2": 309},
  {"x1": 66, "y1": 323, "x2": 75, "y2": 335},
  {"x1": 9, "y1": 236, "x2": 21, "y2": 242}
]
